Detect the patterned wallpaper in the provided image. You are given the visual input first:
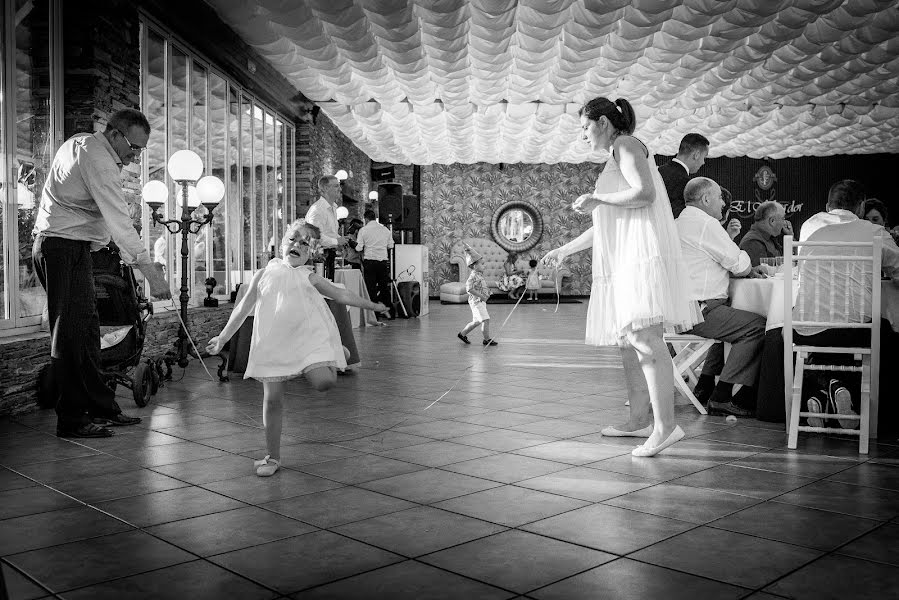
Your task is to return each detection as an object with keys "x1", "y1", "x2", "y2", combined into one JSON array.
[{"x1": 421, "y1": 162, "x2": 603, "y2": 296}]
